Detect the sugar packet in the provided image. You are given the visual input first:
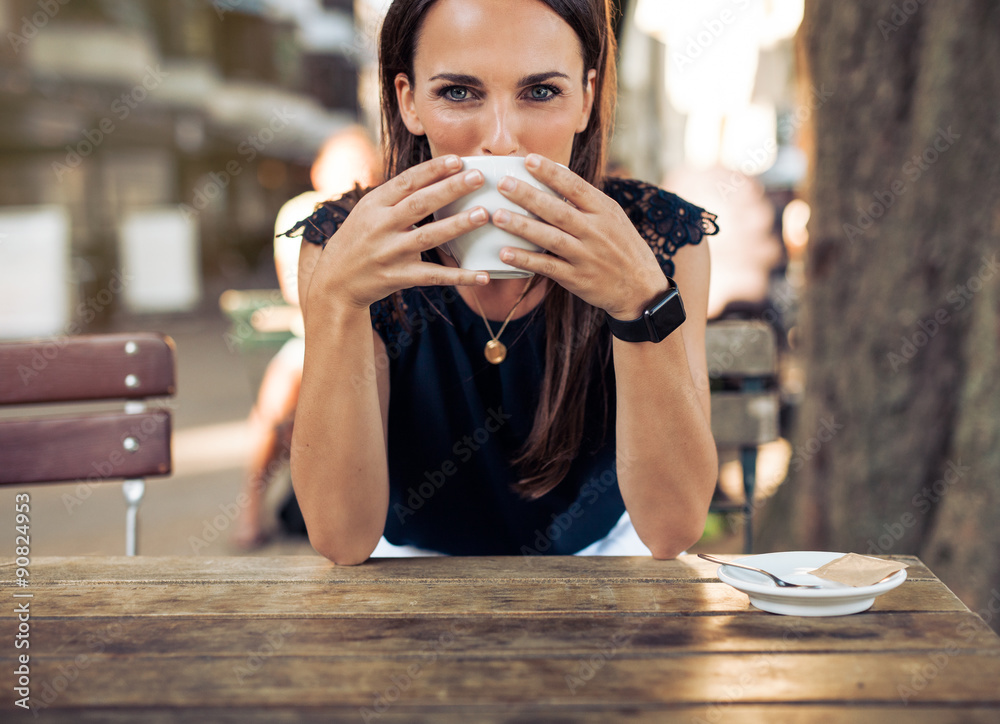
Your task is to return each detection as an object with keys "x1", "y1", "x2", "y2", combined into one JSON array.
[{"x1": 810, "y1": 553, "x2": 908, "y2": 587}]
